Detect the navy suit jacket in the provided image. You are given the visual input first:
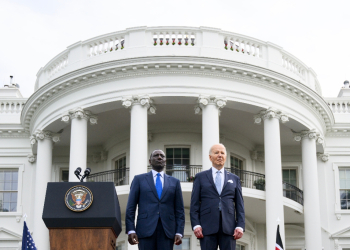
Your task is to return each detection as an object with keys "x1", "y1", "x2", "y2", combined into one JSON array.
[
  {"x1": 125, "y1": 171, "x2": 185, "y2": 239},
  {"x1": 190, "y1": 169, "x2": 245, "y2": 236}
]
